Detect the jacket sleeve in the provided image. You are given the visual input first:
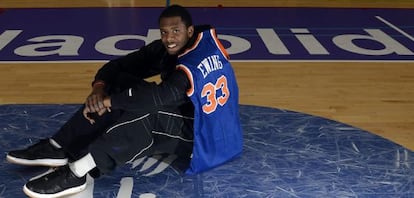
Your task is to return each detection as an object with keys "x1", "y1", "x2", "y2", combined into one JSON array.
[
  {"x1": 92, "y1": 40, "x2": 166, "y2": 86},
  {"x1": 109, "y1": 68, "x2": 191, "y2": 111}
]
